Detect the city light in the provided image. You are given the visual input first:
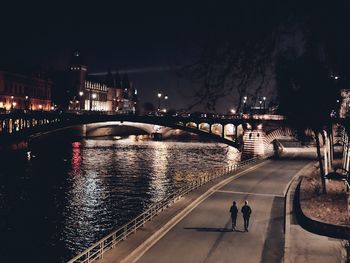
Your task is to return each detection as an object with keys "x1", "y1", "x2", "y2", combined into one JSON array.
[
  {"x1": 231, "y1": 109, "x2": 236, "y2": 114},
  {"x1": 79, "y1": 91, "x2": 84, "y2": 96},
  {"x1": 92, "y1": 93, "x2": 97, "y2": 99},
  {"x1": 157, "y1": 92, "x2": 162, "y2": 111}
]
